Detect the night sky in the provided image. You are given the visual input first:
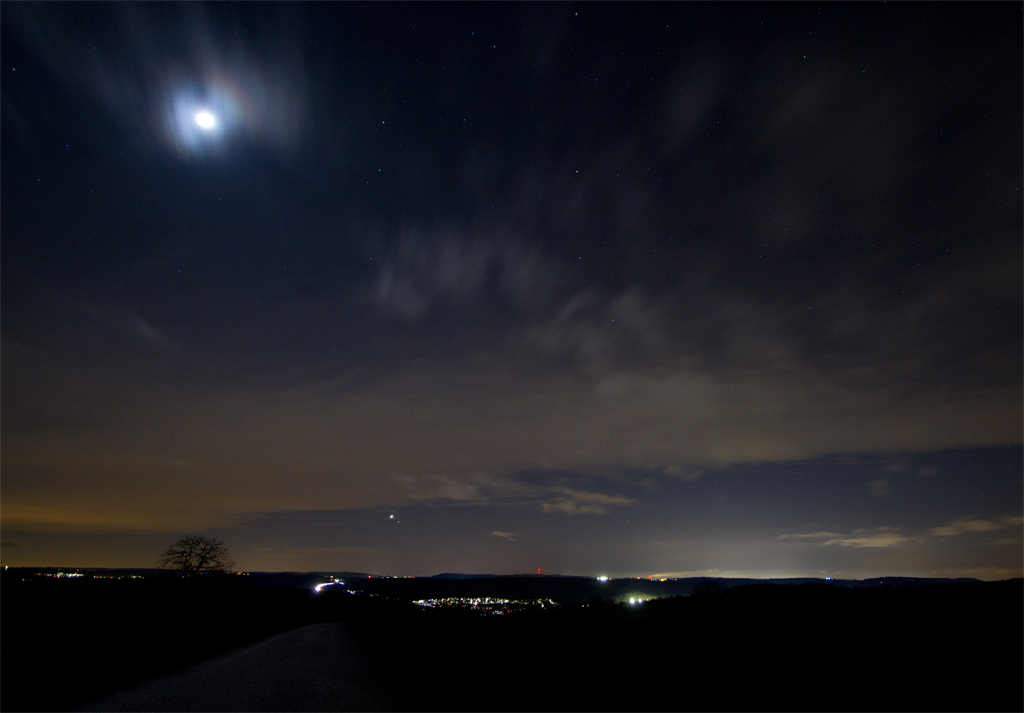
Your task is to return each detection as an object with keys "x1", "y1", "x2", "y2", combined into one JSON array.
[{"x1": 2, "y1": 3, "x2": 1021, "y2": 579}]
